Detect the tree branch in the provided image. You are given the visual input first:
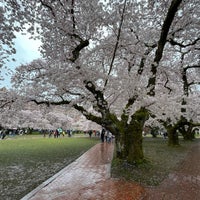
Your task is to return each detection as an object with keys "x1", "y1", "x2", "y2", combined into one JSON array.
[
  {"x1": 163, "y1": 71, "x2": 172, "y2": 94},
  {"x1": 31, "y1": 99, "x2": 70, "y2": 107},
  {"x1": 104, "y1": 0, "x2": 127, "y2": 87},
  {"x1": 120, "y1": 94, "x2": 138, "y2": 125},
  {"x1": 69, "y1": 39, "x2": 89, "y2": 62},
  {"x1": 138, "y1": 44, "x2": 157, "y2": 75},
  {"x1": 185, "y1": 65, "x2": 200, "y2": 71},
  {"x1": 188, "y1": 81, "x2": 200, "y2": 87},
  {"x1": 147, "y1": 0, "x2": 183, "y2": 96},
  {"x1": 0, "y1": 99, "x2": 15, "y2": 109},
  {"x1": 73, "y1": 104, "x2": 103, "y2": 125},
  {"x1": 40, "y1": 0, "x2": 56, "y2": 17},
  {"x1": 84, "y1": 80, "x2": 109, "y2": 113},
  {"x1": 168, "y1": 37, "x2": 200, "y2": 48},
  {"x1": 71, "y1": 0, "x2": 76, "y2": 33},
  {"x1": 31, "y1": 98, "x2": 104, "y2": 125}
]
